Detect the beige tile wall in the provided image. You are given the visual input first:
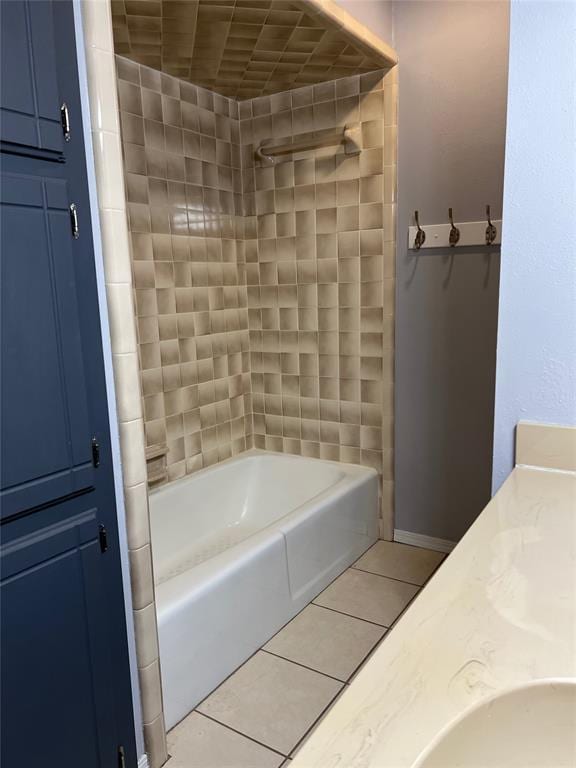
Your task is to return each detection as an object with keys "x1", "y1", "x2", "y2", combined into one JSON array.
[
  {"x1": 241, "y1": 70, "x2": 397, "y2": 535},
  {"x1": 117, "y1": 59, "x2": 397, "y2": 535},
  {"x1": 116, "y1": 57, "x2": 252, "y2": 483}
]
